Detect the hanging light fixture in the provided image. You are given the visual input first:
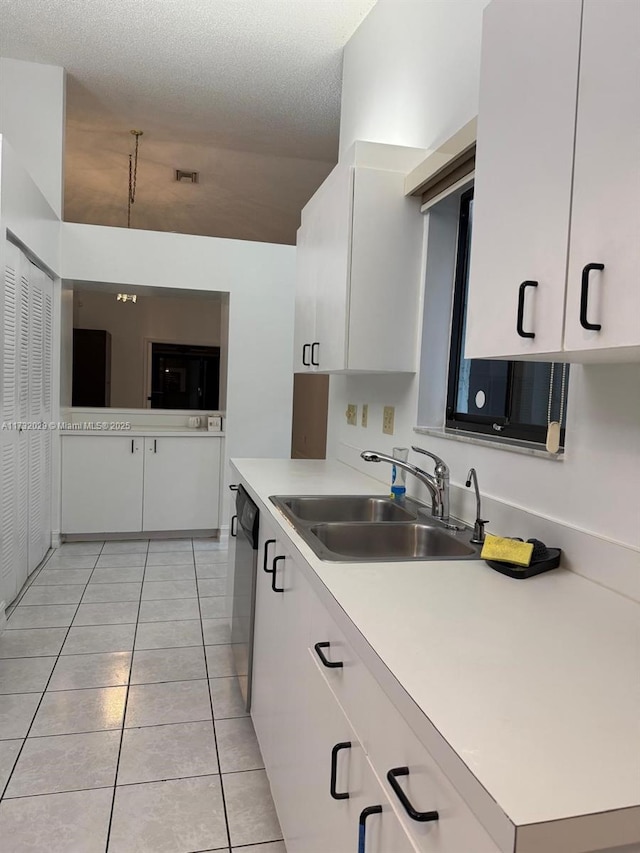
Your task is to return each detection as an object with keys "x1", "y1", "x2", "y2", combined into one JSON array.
[{"x1": 127, "y1": 129, "x2": 144, "y2": 228}]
